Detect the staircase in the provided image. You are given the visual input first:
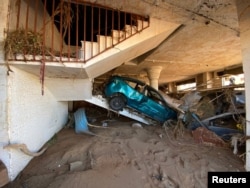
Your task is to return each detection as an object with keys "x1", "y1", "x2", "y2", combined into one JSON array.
[
  {"x1": 7, "y1": 0, "x2": 180, "y2": 99},
  {"x1": 78, "y1": 20, "x2": 149, "y2": 61},
  {"x1": 10, "y1": 17, "x2": 179, "y2": 79}
]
